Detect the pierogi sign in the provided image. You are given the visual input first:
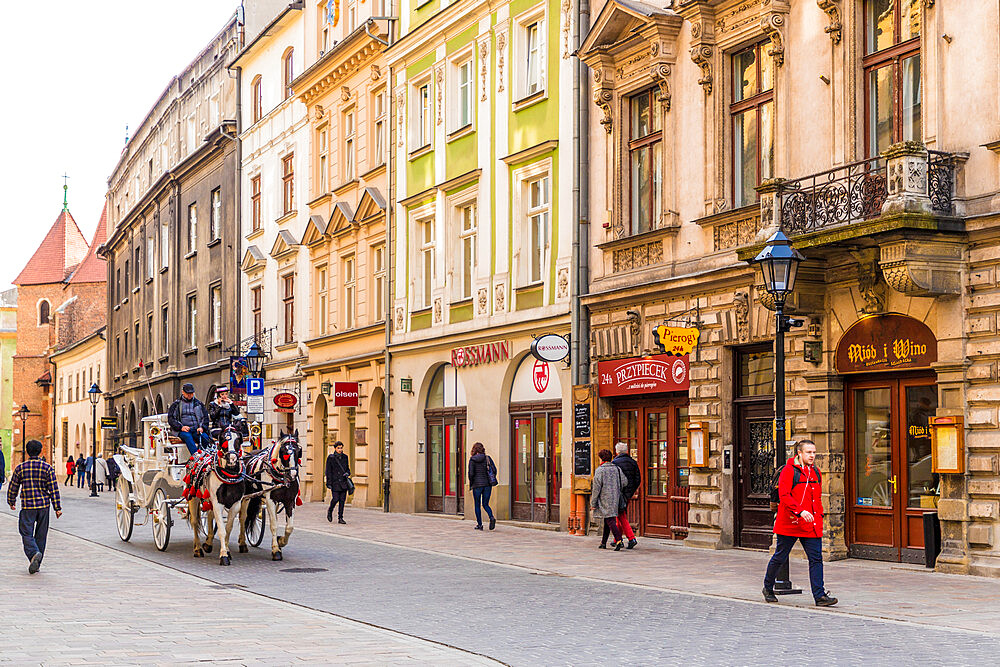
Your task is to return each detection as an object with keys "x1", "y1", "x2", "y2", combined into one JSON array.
[
  {"x1": 597, "y1": 354, "x2": 690, "y2": 397},
  {"x1": 835, "y1": 314, "x2": 937, "y2": 373}
]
